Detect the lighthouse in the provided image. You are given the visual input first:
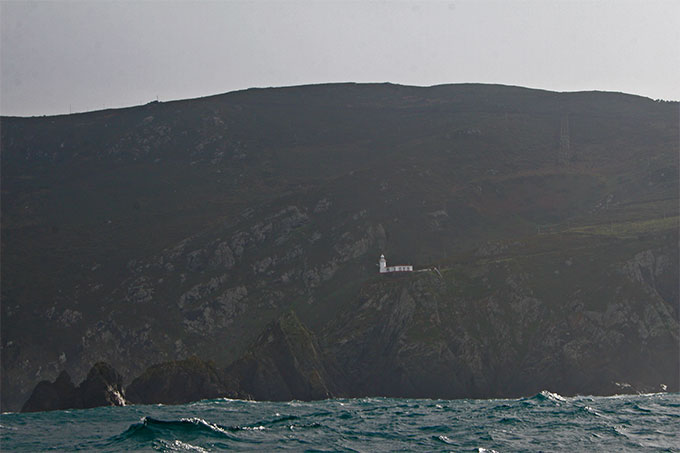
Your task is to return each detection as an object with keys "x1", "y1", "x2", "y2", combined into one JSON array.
[{"x1": 378, "y1": 254, "x2": 412, "y2": 273}]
